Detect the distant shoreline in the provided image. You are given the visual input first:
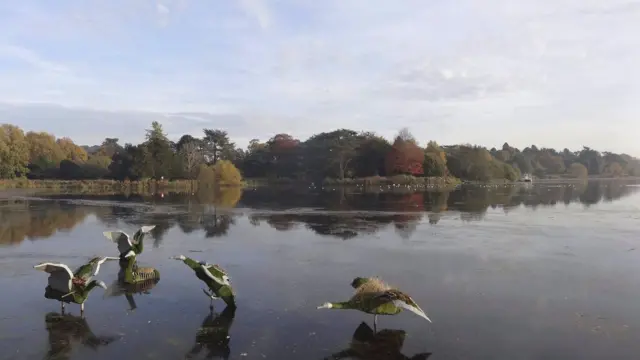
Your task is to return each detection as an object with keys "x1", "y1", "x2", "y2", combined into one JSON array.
[{"x1": 1, "y1": 176, "x2": 638, "y2": 197}]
